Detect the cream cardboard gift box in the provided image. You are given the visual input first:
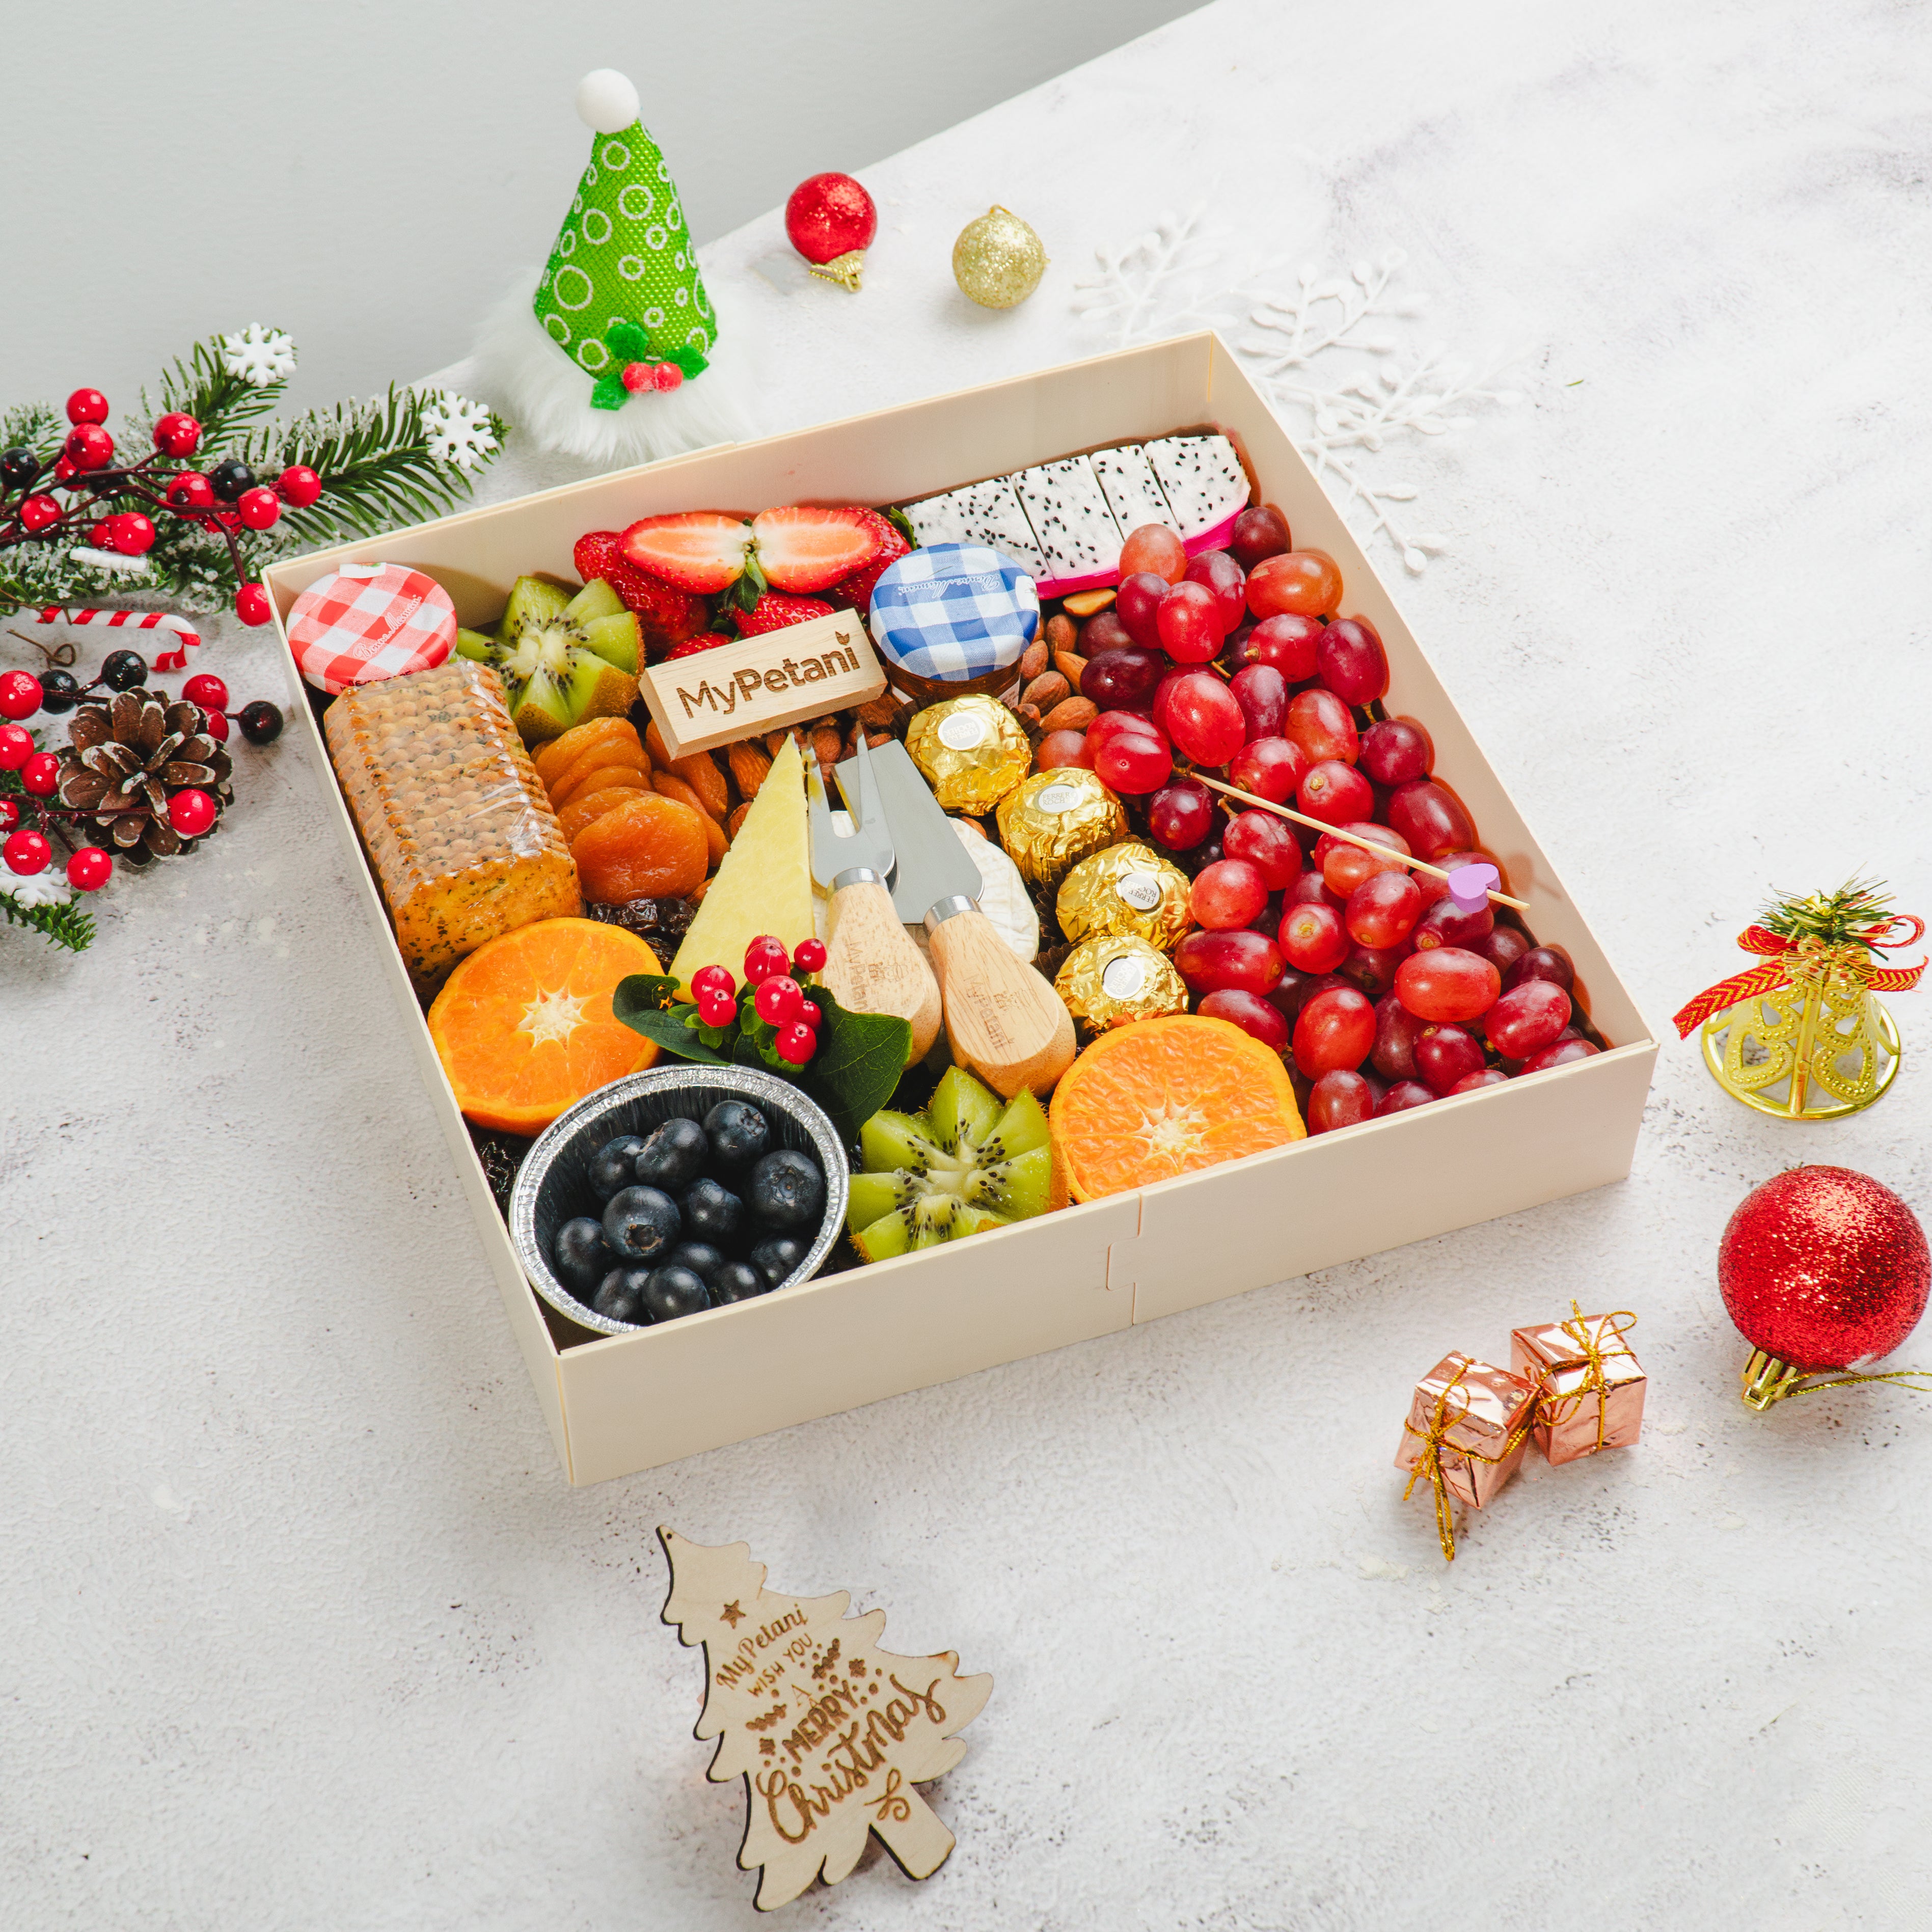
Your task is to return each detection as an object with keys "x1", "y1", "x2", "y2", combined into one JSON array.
[{"x1": 265, "y1": 333, "x2": 1656, "y2": 1485}]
